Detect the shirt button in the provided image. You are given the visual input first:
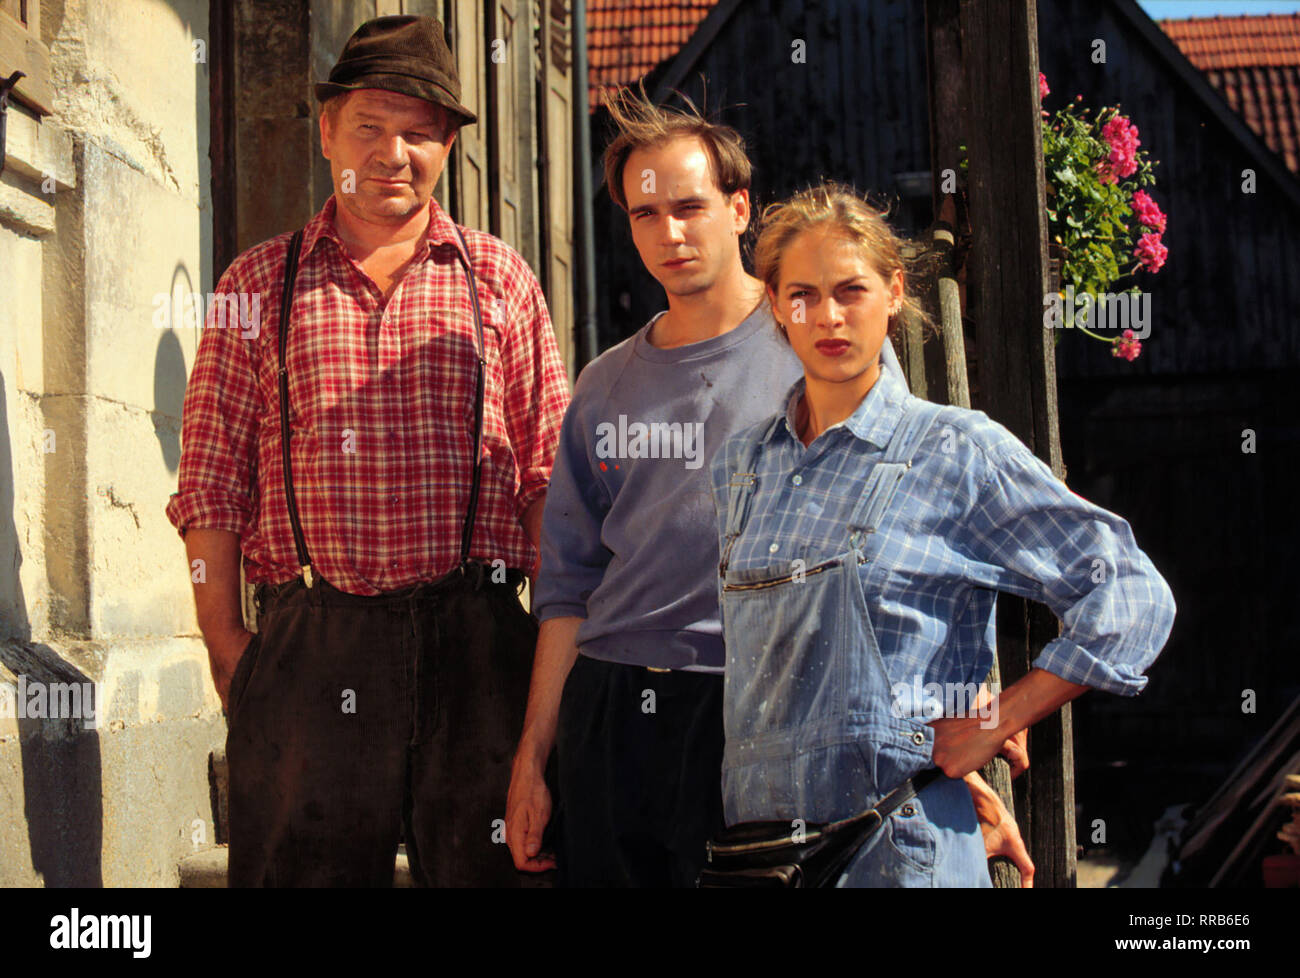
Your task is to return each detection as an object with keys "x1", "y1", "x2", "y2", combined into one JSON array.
[
  {"x1": 768, "y1": 543, "x2": 779, "y2": 554},
  {"x1": 900, "y1": 804, "x2": 916, "y2": 818},
  {"x1": 791, "y1": 474, "x2": 803, "y2": 486},
  {"x1": 911, "y1": 731, "x2": 926, "y2": 746}
]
